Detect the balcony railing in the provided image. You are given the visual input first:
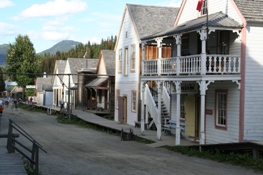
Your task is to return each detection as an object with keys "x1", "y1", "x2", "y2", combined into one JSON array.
[{"x1": 142, "y1": 54, "x2": 240, "y2": 76}]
